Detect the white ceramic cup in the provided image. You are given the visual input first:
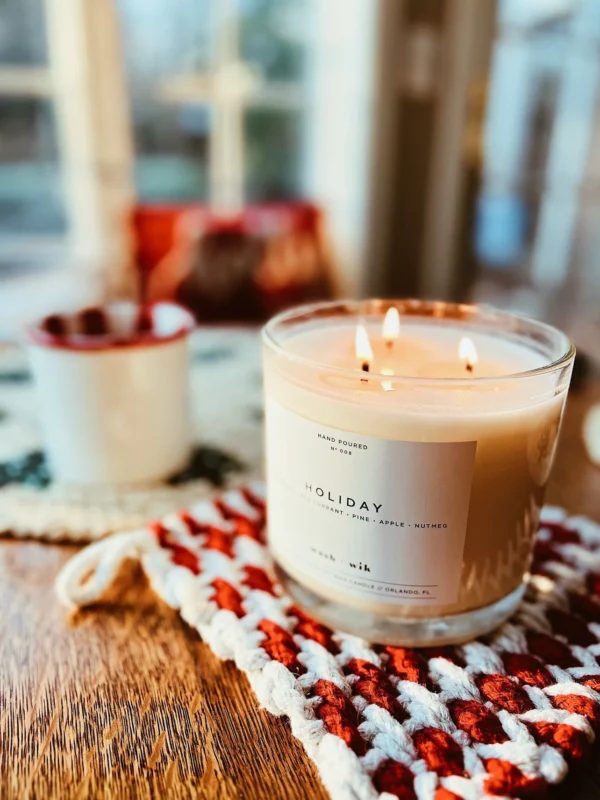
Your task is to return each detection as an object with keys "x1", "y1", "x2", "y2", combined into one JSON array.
[{"x1": 26, "y1": 302, "x2": 195, "y2": 485}]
